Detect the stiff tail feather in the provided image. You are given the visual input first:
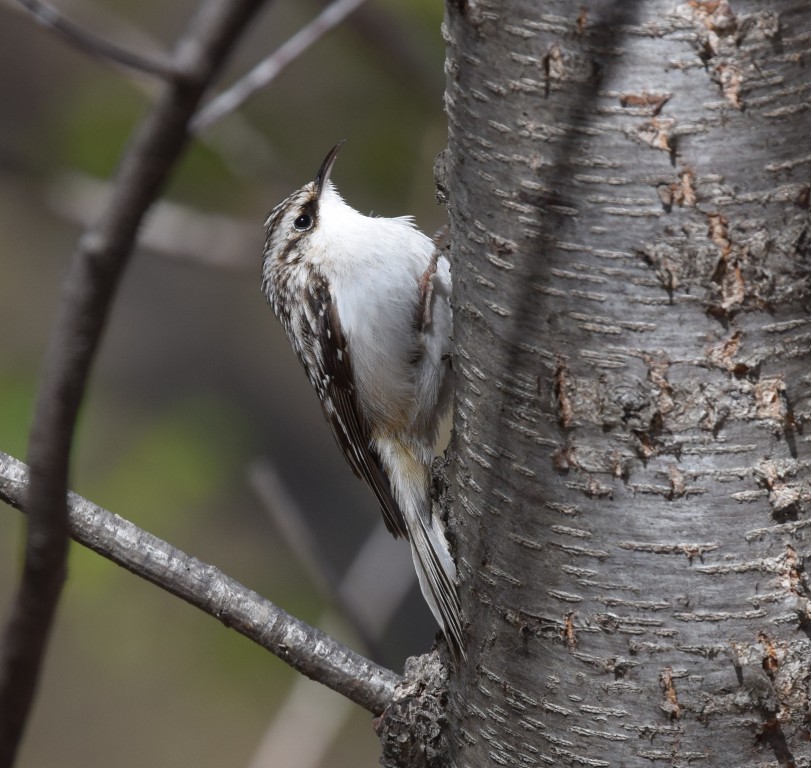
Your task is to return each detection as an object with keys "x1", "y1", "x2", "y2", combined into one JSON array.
[
  {"x1": 374, "y1": 437, "x2": 465, "y2": 659},
  {"x1": 406, "y1": 511, "x2": 466, "y2": 661}
]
